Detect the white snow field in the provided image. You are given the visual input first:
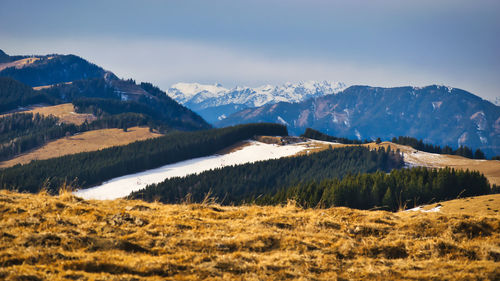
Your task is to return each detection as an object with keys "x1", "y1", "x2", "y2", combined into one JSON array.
[{"x1": 74, "y1": 140, "x2": 334, "y2": 200}]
